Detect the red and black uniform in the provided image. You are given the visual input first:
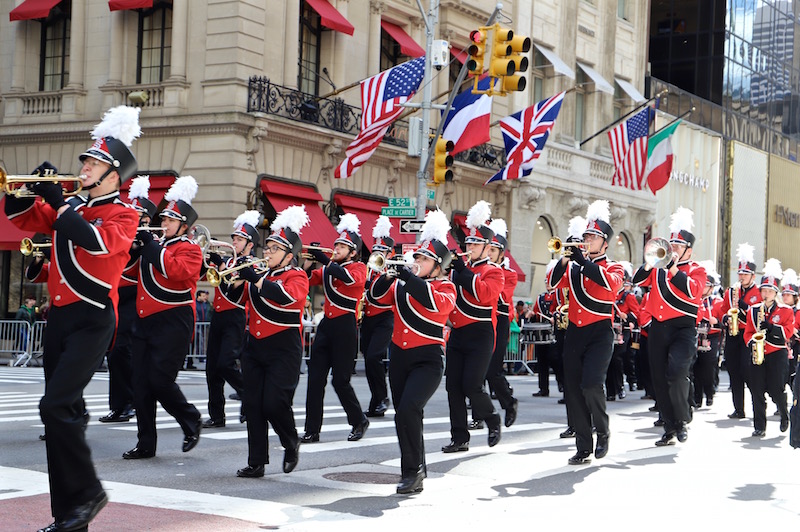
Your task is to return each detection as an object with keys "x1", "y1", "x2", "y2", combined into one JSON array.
[
  {"x1": 606, "y1": 290, "x2": 641, "y2": 399},
  {"x1": 362, "y1": 268, "x2": 395, "y2": 414},
  {"x1": 304, "y1": 259, "x2": 368, "y2": 436},
  {"x1": 529, "y1": 289, "x2": 561, "y2": 395},
  {"x1": 5, "y1": 191, "x2": 137, "y2": 521},
  {"x1": 694, "y1": 294, "x2": 723, "y2": 406},
  {"x1": 129, "y1": 234, "x2": 203, "y2": 454},
  {"x1": 240, "y1": 265, "x2": 309, "y2": 468},
  {"x1": 720, "y1": 283, "x2": 761, "y2": 416},
  {"x1": 446, "y1": 257, "x2": 504, "y2": 445},
  {"x1": 636, "y1": 291, "x2": 654, "y2": 398},
  {"x1": 105, "y1": 257, "x2": 139, "y2": 416},
  {"x1": 205, "y1": 256, "x2": 247, "y2": 424},
  {"x1": 551, "y1": 255, "x2": 624, "y2": 456},
  {"x1": 633, "y1": 260, "x2": 706, "y2": 437},
  {"x1": 790, "y1": 307, "x2": 800, "y2": 386},
  {"x1": 370, "y1": 269, "x2": 456, "y2": 479},
  {"x1": 486, "y1": 263, "x2": 519, "y2": 412},
  {"x1": 743, "y1": 302, "x2": 793, "y2": 432}
]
